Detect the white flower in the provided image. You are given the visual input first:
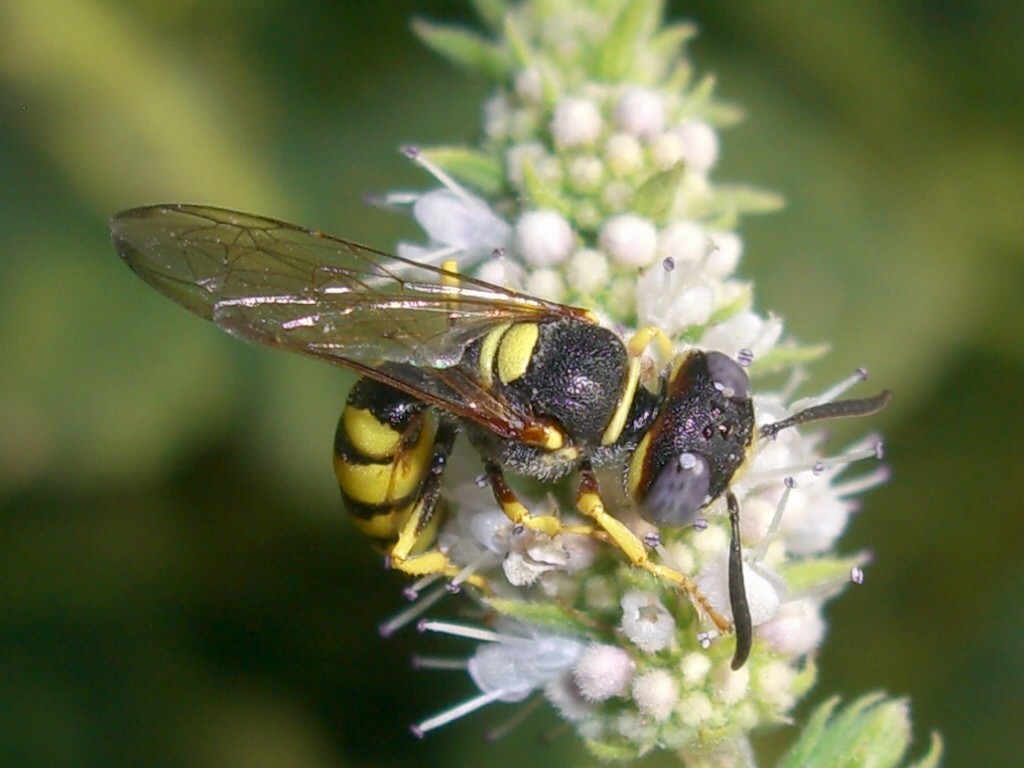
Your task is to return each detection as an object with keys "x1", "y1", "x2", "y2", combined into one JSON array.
[
  {"x1": 524, "y1": 267, "x2": 566, "y2": 302},
  {"x1": 696, "y1": 554, "x2": 784, "y2": 627},
  {"x1": 698, "y1": 311, "x2": 784, "y2": 360},
  {"x1": 386, "y1": 3, "x2": 897, "y2": 758},
  {"x1": 567, "y1": 248, "x2": 610, "y2": 294},
  {"x1": 573, "y1": 643, "x2": 634, "y2": 701},
  {"x1": 412, "y1": 620, "x2": 585, "y2": 736},
  {"x1": 567, "y1": 154, "x2": 605, "y2": 193},
  {"x1": 614, "y1": 87, "x2": 667, "y2": 138},
  {"x1": 677, "y1": 119, "x2": 720, "y2": 173},
  {"x1": 631, "y1": 669, "x2": 679, "y2": 721},
  {"x1": 649, "y1": 130, "x2": 686, "y2": 168},
  {"x1": 680, "y1": 651, "x2": 713, "y2": 685},
  {"x1": 706, "y1": 230, "x2": 744, "y2": 278},
  {"x1": 505, "y1": 141, "x2": 549, "y2": 188},
  {"x1": 620, "y1": 590, "x2": 677, "y2": 653},
  {"x1": 758, "y1": 599, "x2": 827, "y2": 657},
  {"x1": 514, "y1": 67, "x2": 544, "y2": 105},
  {"x1": 546, "y1": 673, "x2": 595, "y2": 721},
  {"x1": 551, "y1": 96, "x2": 603, "y2": 148},
  {"x1": 658, "y1": 220, "x2": 708, "y2": 264},
  {"x1": 438, "y1": 483, "x2": 583, "y2": 587},
  {"x1": 469, "y1": 625, "x2": 585, "y2": 703},
  {"x1": 599, "y1": 213, "x2": 658, "y2": 267},
  {"x1": 396, "y1": 187, "x2": 512, "y2": 269},
  {"x1": 605, "y1": 132, "x2": 644, "y2": 176},
  {"x1": 516, "y1": 209, "x2": 574, "y2": 267},
  {"x1": 636, "y1": 259, "x2": 716, "y2": 333}
]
